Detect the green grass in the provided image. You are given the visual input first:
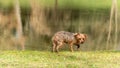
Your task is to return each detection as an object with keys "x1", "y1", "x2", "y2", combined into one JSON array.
[{"x1": 0, "y1": 51, "x2": 120, "y2": 68}]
